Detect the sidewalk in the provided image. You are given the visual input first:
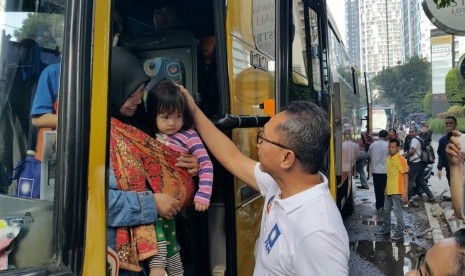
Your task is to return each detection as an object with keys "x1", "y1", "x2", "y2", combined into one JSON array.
[{"x1": 423, "y1": 134, "x2": 464, "y2": 243}]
